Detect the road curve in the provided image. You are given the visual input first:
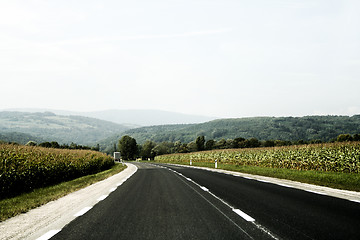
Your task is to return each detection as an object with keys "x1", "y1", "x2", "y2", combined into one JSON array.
[{"x1": 50, "y1": 162, "x2": 360, "y2": 240}]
